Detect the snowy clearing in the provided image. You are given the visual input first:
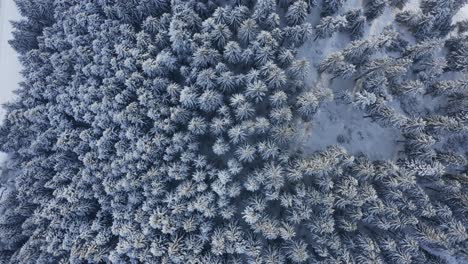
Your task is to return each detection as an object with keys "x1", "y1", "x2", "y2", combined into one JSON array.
[{"x1": 0, "y1": 0, "x2": 21, "y2": 163}]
